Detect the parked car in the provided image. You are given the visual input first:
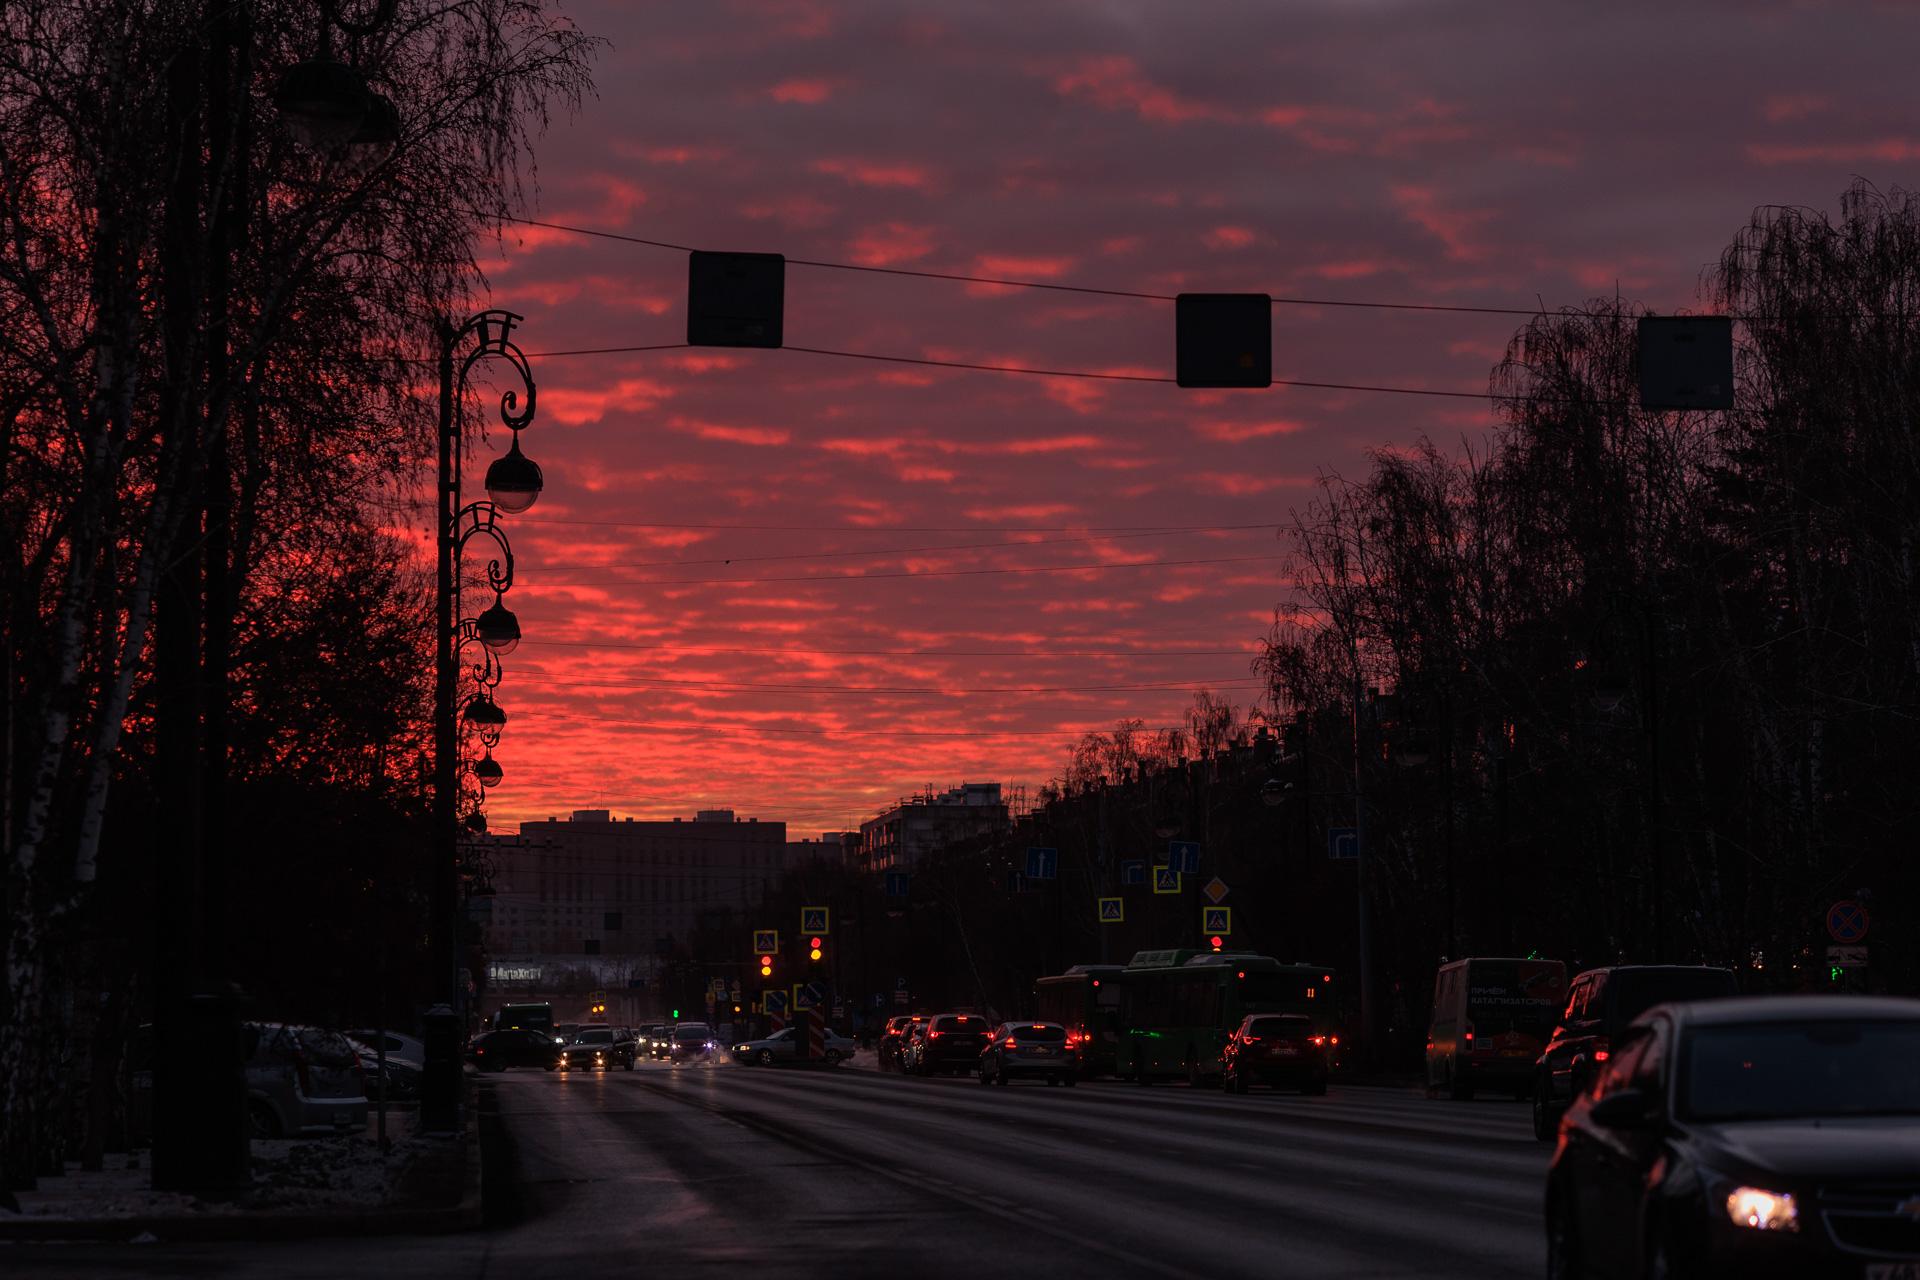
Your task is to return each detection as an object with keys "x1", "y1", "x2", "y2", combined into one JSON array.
[
  {"x1": 1532, "y1": 964, "x2": 1739, "y2": 1140},
  {"x1": 978, "y1": 1021, "x2": 1077, "y2": 1087},
  {"x1": 468, "y1": 1027, "x2": 561, "y2": 1072},
  {"x1": 347, "y1": 1029, "x2": 426, "y2": 1068},
  {"x1": 1546, "y1": 995, "x2": 1920, "y2": 1279},
  {"x1": 346, "y1": 1036, "x2": 422, "y2": 1102},
  {"x1": 1426, "y1": 955, "x2": 1566, "y2": 1100},
  {"x1": 559, "y1": 1025, "x2": 635, "y2": 1071},
  {"x1": 666, "y1": 1022, "x2": 717, "y2": 1061},
  {"x1": 906, "y1": 1013, "x2": 993, "y2": 1077},
  {"x1": 243, "y1": 1022, "x2": 369, "y2": 1139},
  {"x1": 732, "y1": 1025, "x2": 855, "y2": 1066},
  {"x1": 1219, "y1": 1013, "x2": 1332, "y2": 1095},
  {"x1": 878, "y1": 1015, "x2": 924, "y2": 1071}
]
